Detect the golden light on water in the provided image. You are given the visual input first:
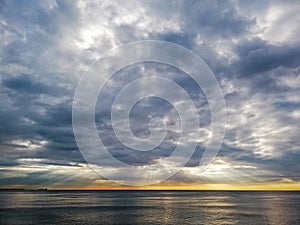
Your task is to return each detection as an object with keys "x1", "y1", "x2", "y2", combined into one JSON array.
[{"x1": 52, "y1": 180, "x2": 300, "y2": 191}]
